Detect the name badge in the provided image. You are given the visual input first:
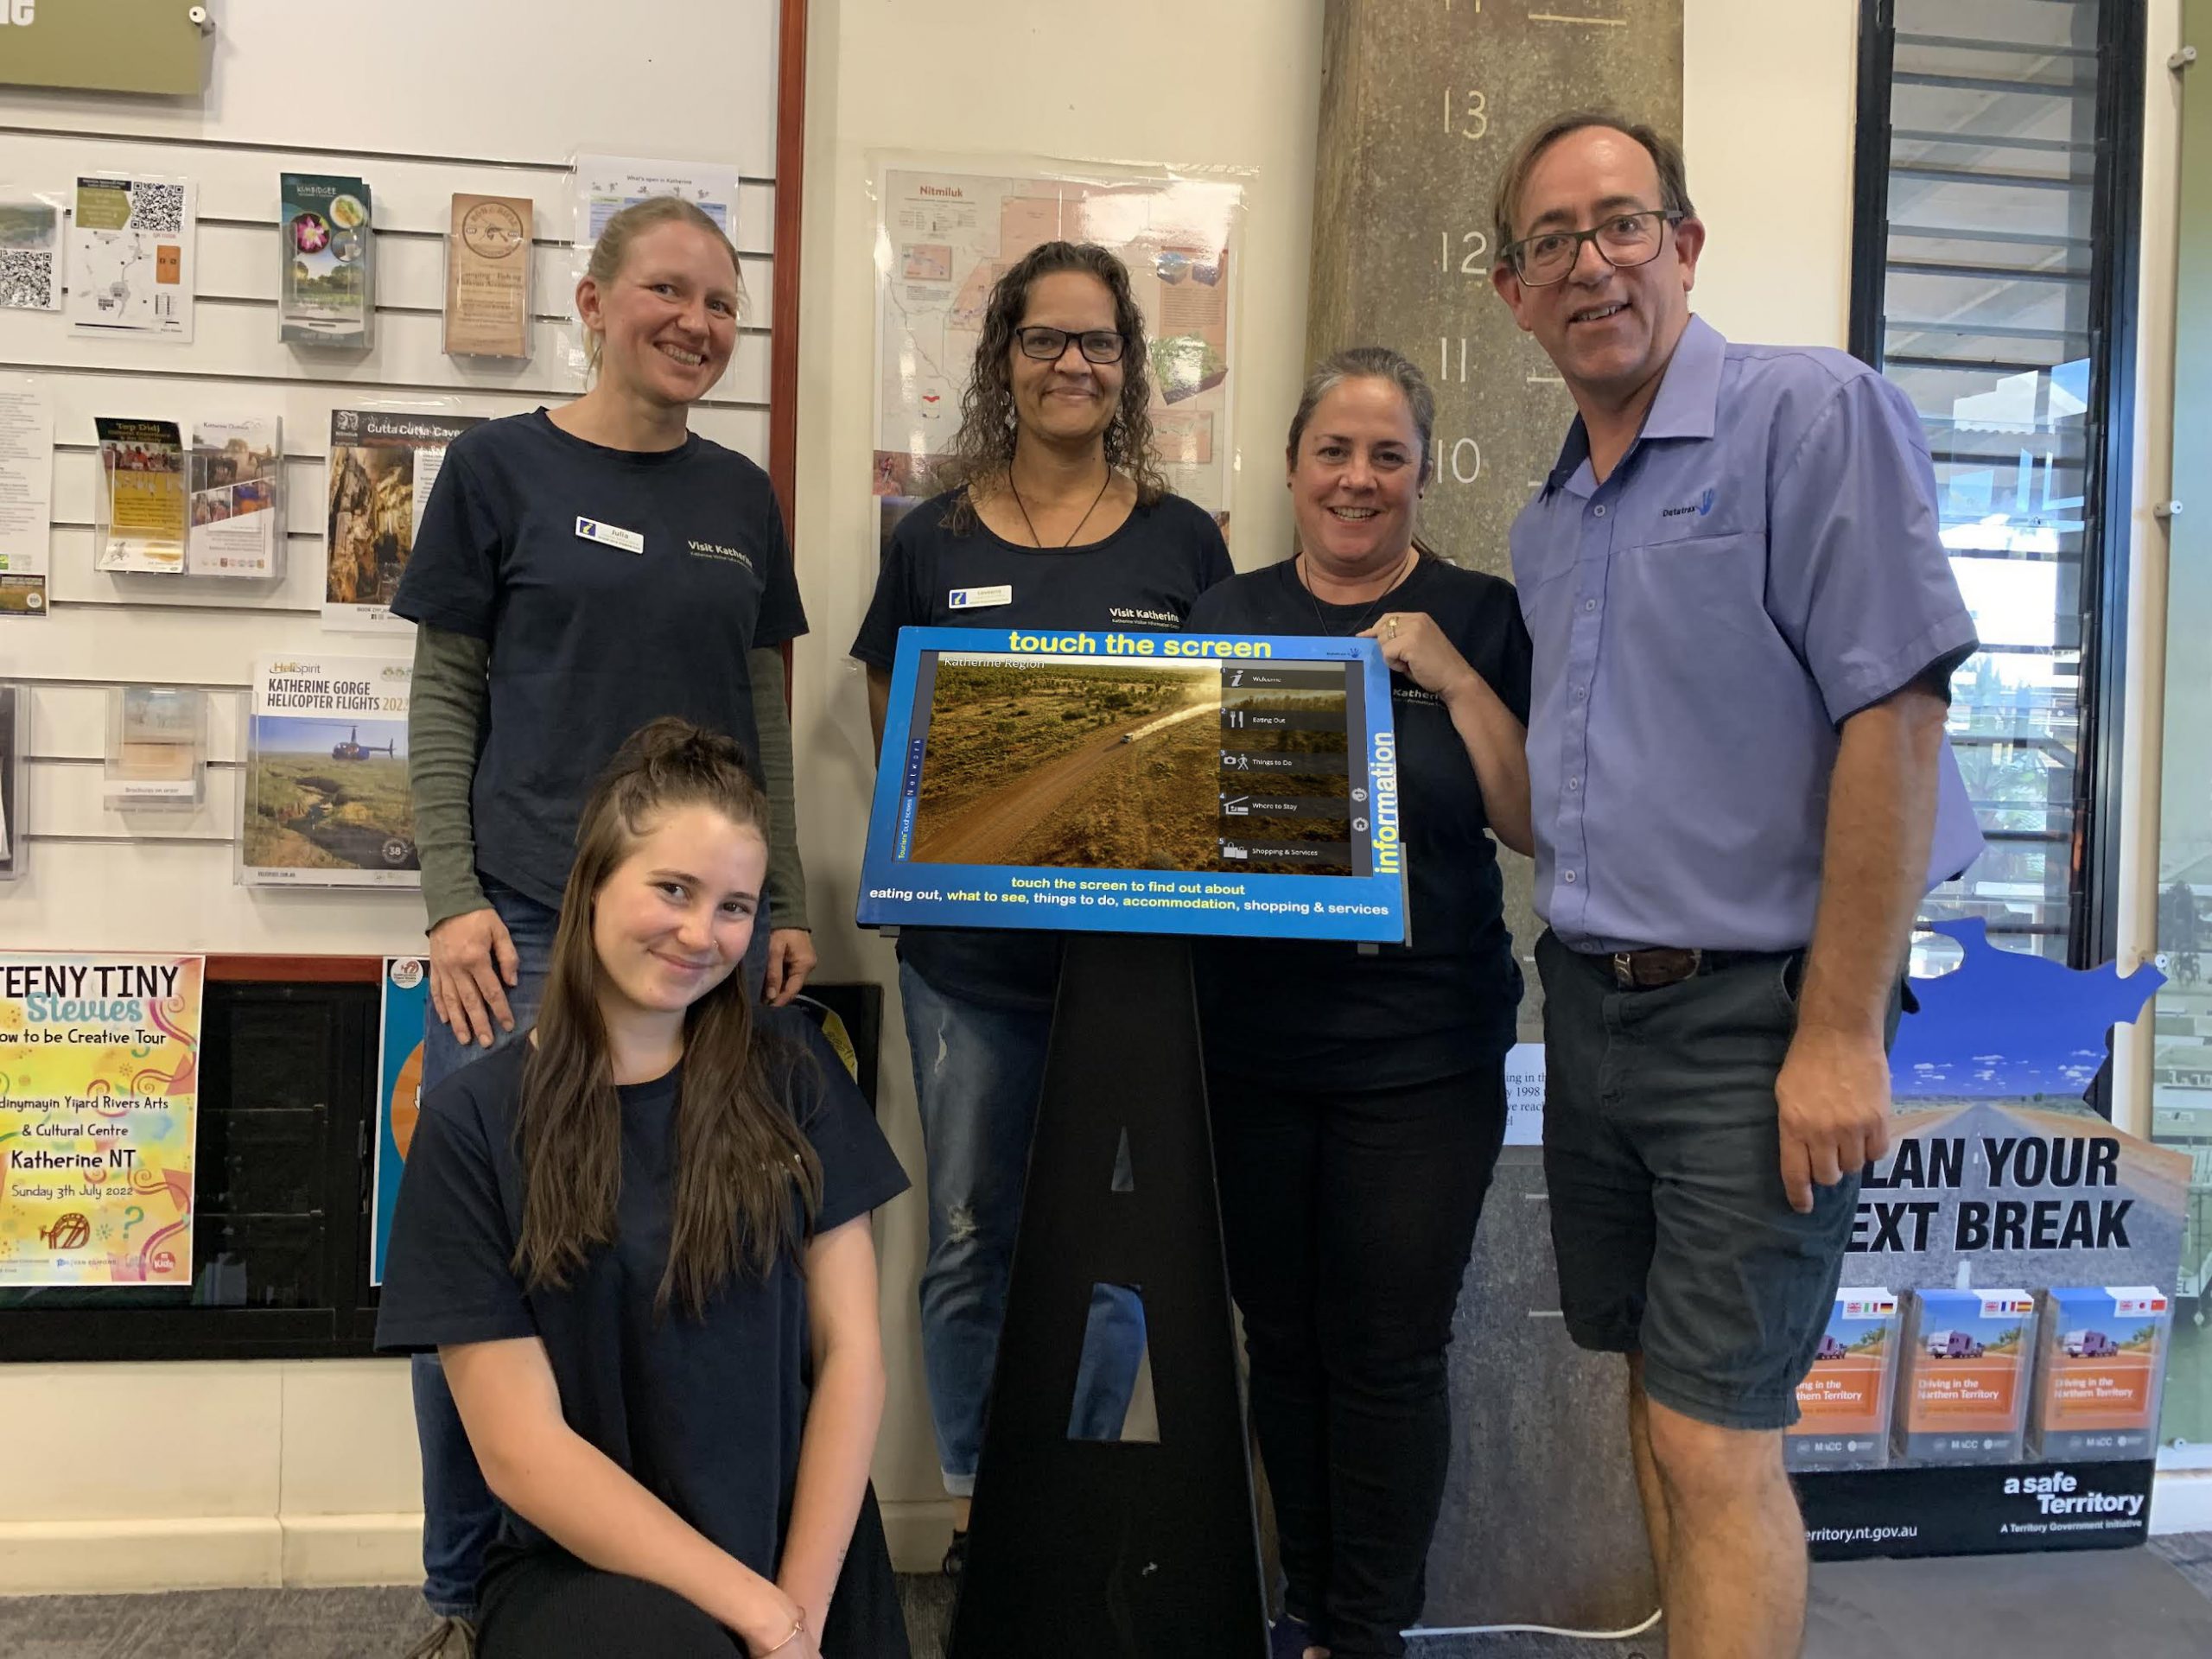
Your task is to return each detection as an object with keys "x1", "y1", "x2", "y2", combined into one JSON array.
[
  {"x1": 575, "y1": 516, "x2": 645, "y2": 555},
  {"x1": 948, "y1": 584, "x2": 1013, "y2": 610}
]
